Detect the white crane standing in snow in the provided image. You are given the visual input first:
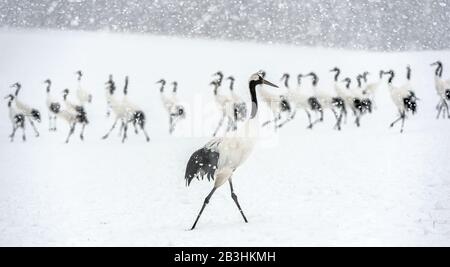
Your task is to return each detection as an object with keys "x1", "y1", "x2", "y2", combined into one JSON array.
[
  {"x1": 259, "y1": 73, "x2": 291, "y2": 131},
  {"x1": 342, "y1": 75, "x2": 372, "y2": 127},
  {"x1": 62, "y1": 88, "x2": 89, "y2": 140},
  {"x1": 75, "y1": 70, "x2": 92, "y2": 105},
  {"x1": 211, "y1": 71, "x2": 235, "y2": 136},
  {"x1": 330, "y1": 67, "x2": 351, "y2": 124},
  {"x1": 44, "y1": 79, "x2": 61, "y2": 132},
  {"x1": 120, "y1": 76, "x2": 151, "y2": 143},
  {"x1": 10, "y1": 82, "x2": 41, "y2": 137},
  {"x1": 185, "y1": 71, "x2": 279, "y2": 230},
  {"x1": 227, "y1": 76, "x2": 247, "y2": 129},
  {"x1": 157, "y1": 79, "x2": 177, "y2": 134},
  {"x1": 102, "y1": 75, "x2": 127, "y2": 141},
  {"x1": 4, "y1": 94, "x2": 26, "y2": 142},
  {"x1": 167, "y1": 81, "x2": 186, "y2": 134},
  {"x1": 382, "y1": 68, "x2": 418, "y2": 133},
  {"x1": 430, "y1": 61, "x2": 450, "y2": 119},
  {"x1": 276, "y1": 74, "x2": 314, "y2": 129},
  {"x1": 306, "y1": 72, "x2": 345, "y2": 130}
]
